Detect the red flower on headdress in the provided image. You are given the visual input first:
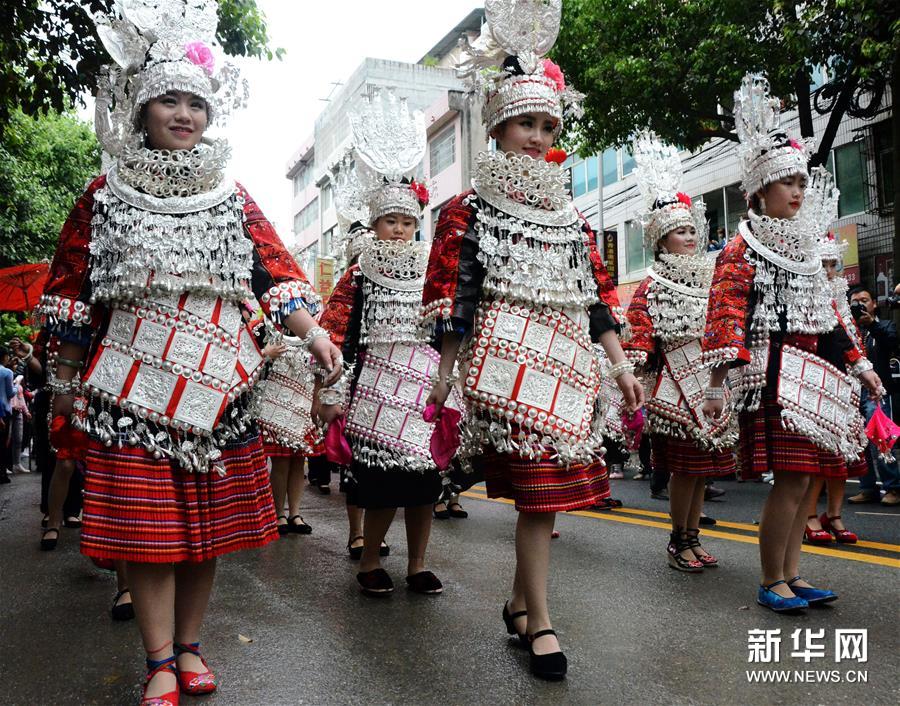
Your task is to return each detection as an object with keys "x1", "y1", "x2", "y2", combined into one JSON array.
[
  {"x1": 542, "y1": 59, "x2": 566, "y2": 92},
  {"x1": 789, "y1": 138, "x2": 803, "y2": 151},
  {"x1": 410, "y1": 180, "x2": 429, "y2": 206},
  {"x1": 184, "y1": 42, "x2": 215, "y2": 76},
  {"x1": 676, "y1": 192, "x2": 692, "y2": 207},
  {"x1": 545, "y1": 148, "x2": 567, "y2": 165}
]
